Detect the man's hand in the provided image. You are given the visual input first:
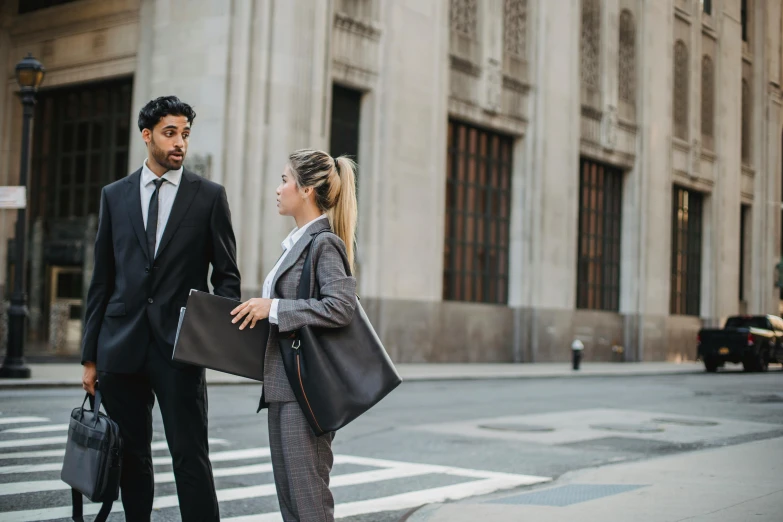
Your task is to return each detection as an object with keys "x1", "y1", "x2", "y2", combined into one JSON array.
[
  {"x1": 231, "y1": 298, "x2": 272, "y2": 330},
  {"x1": 82, "y1": 362, "x2": 98, "y2": 396}
]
